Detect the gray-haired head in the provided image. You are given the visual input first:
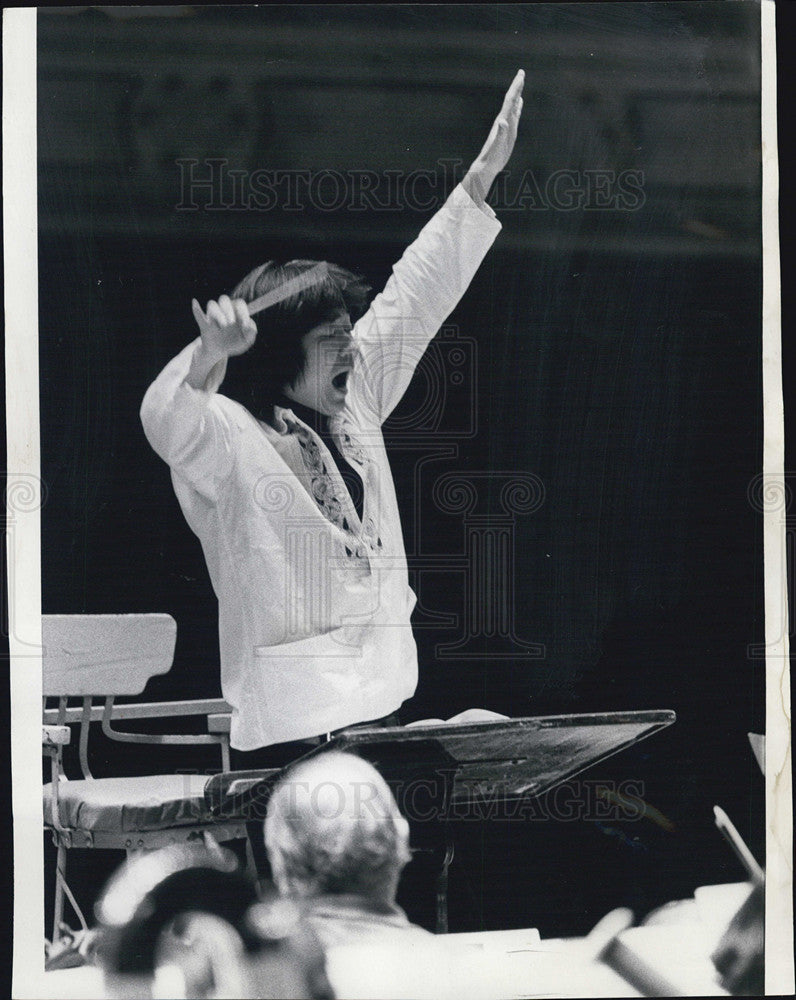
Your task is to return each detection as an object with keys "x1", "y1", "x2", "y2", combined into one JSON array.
[{"x1": 264, "y1": 751, "x2": 411, "y2": 906}]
